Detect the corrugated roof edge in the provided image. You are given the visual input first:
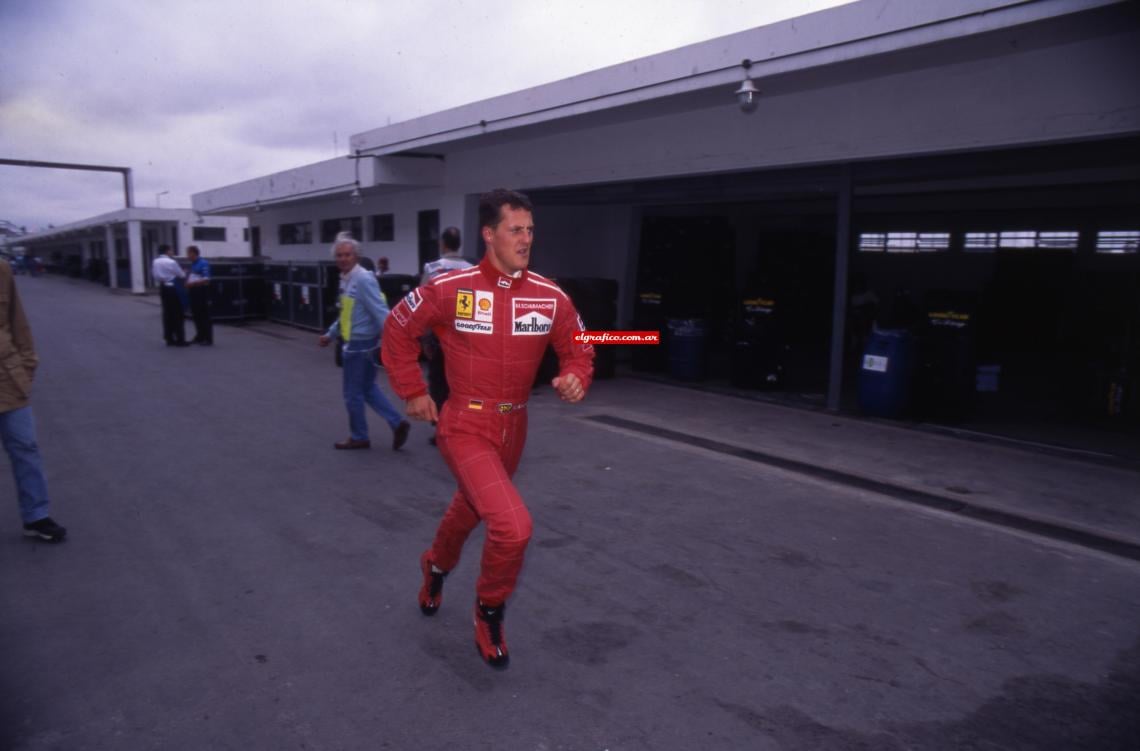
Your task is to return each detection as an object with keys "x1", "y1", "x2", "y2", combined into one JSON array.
[{"x1": 348, "y1": 0, "x2": 1117, "y2": 155}]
